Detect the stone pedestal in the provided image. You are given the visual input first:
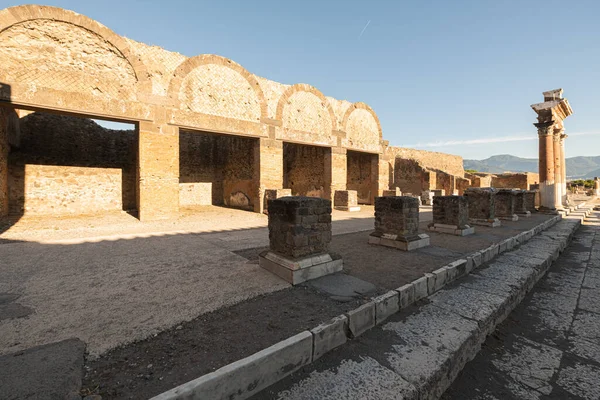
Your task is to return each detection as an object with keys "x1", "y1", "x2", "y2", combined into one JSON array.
[
  {"x1": 523, "y1": 190, "x2": 537, "y2": 213},
  {"x1": 368, "y1": 196, "x2": 429, "y2": 251},
  {"x1": 259, "y1": 197, "x2": 342, "y2": 285},
  {"x1": 428, "y1": 196, "x2": 474, "y2": 236},
  {"x1": 334, "y1": 190, "x2": 361, "y2": 212},
  {"x1": 421, "y1": 190, "x2": 434, "y2": 206},
  {"x1": 595, "y1": 177, "x2": 600, "y2": 197},
  {"x1": 513, "y1": 190, "x2": 532, "y2": 217},
  {"x1": 464, "y1": 188, "x2": 501, "y2": 227},
  {"x1": 382, "y1": 188, "x2": 402, "y2": 197},
  {"x1": 495, "y1": 189, "x2": 519, "y2": 221},
  {"x1": 432, "y1": 189, "x2": 445, "y2": 197},
  {"x1": 263, "y1": 189, "x2": 292, "y2": 214}
]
